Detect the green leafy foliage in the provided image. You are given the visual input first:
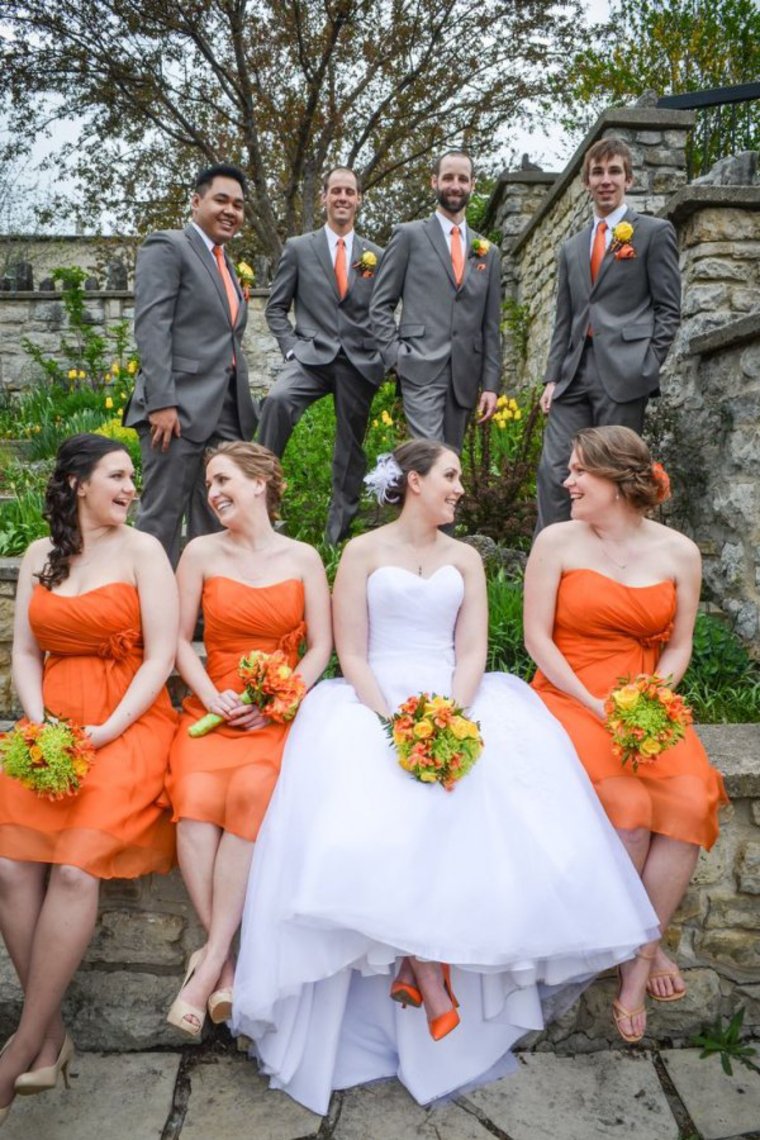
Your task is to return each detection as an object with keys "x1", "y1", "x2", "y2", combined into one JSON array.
[
  {"x1": 691, "y1": 1007, "x2": 760, "y2": 1076},
  {"x1": 485, "y1": 571, "x2": 533, "y2": 678}
]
